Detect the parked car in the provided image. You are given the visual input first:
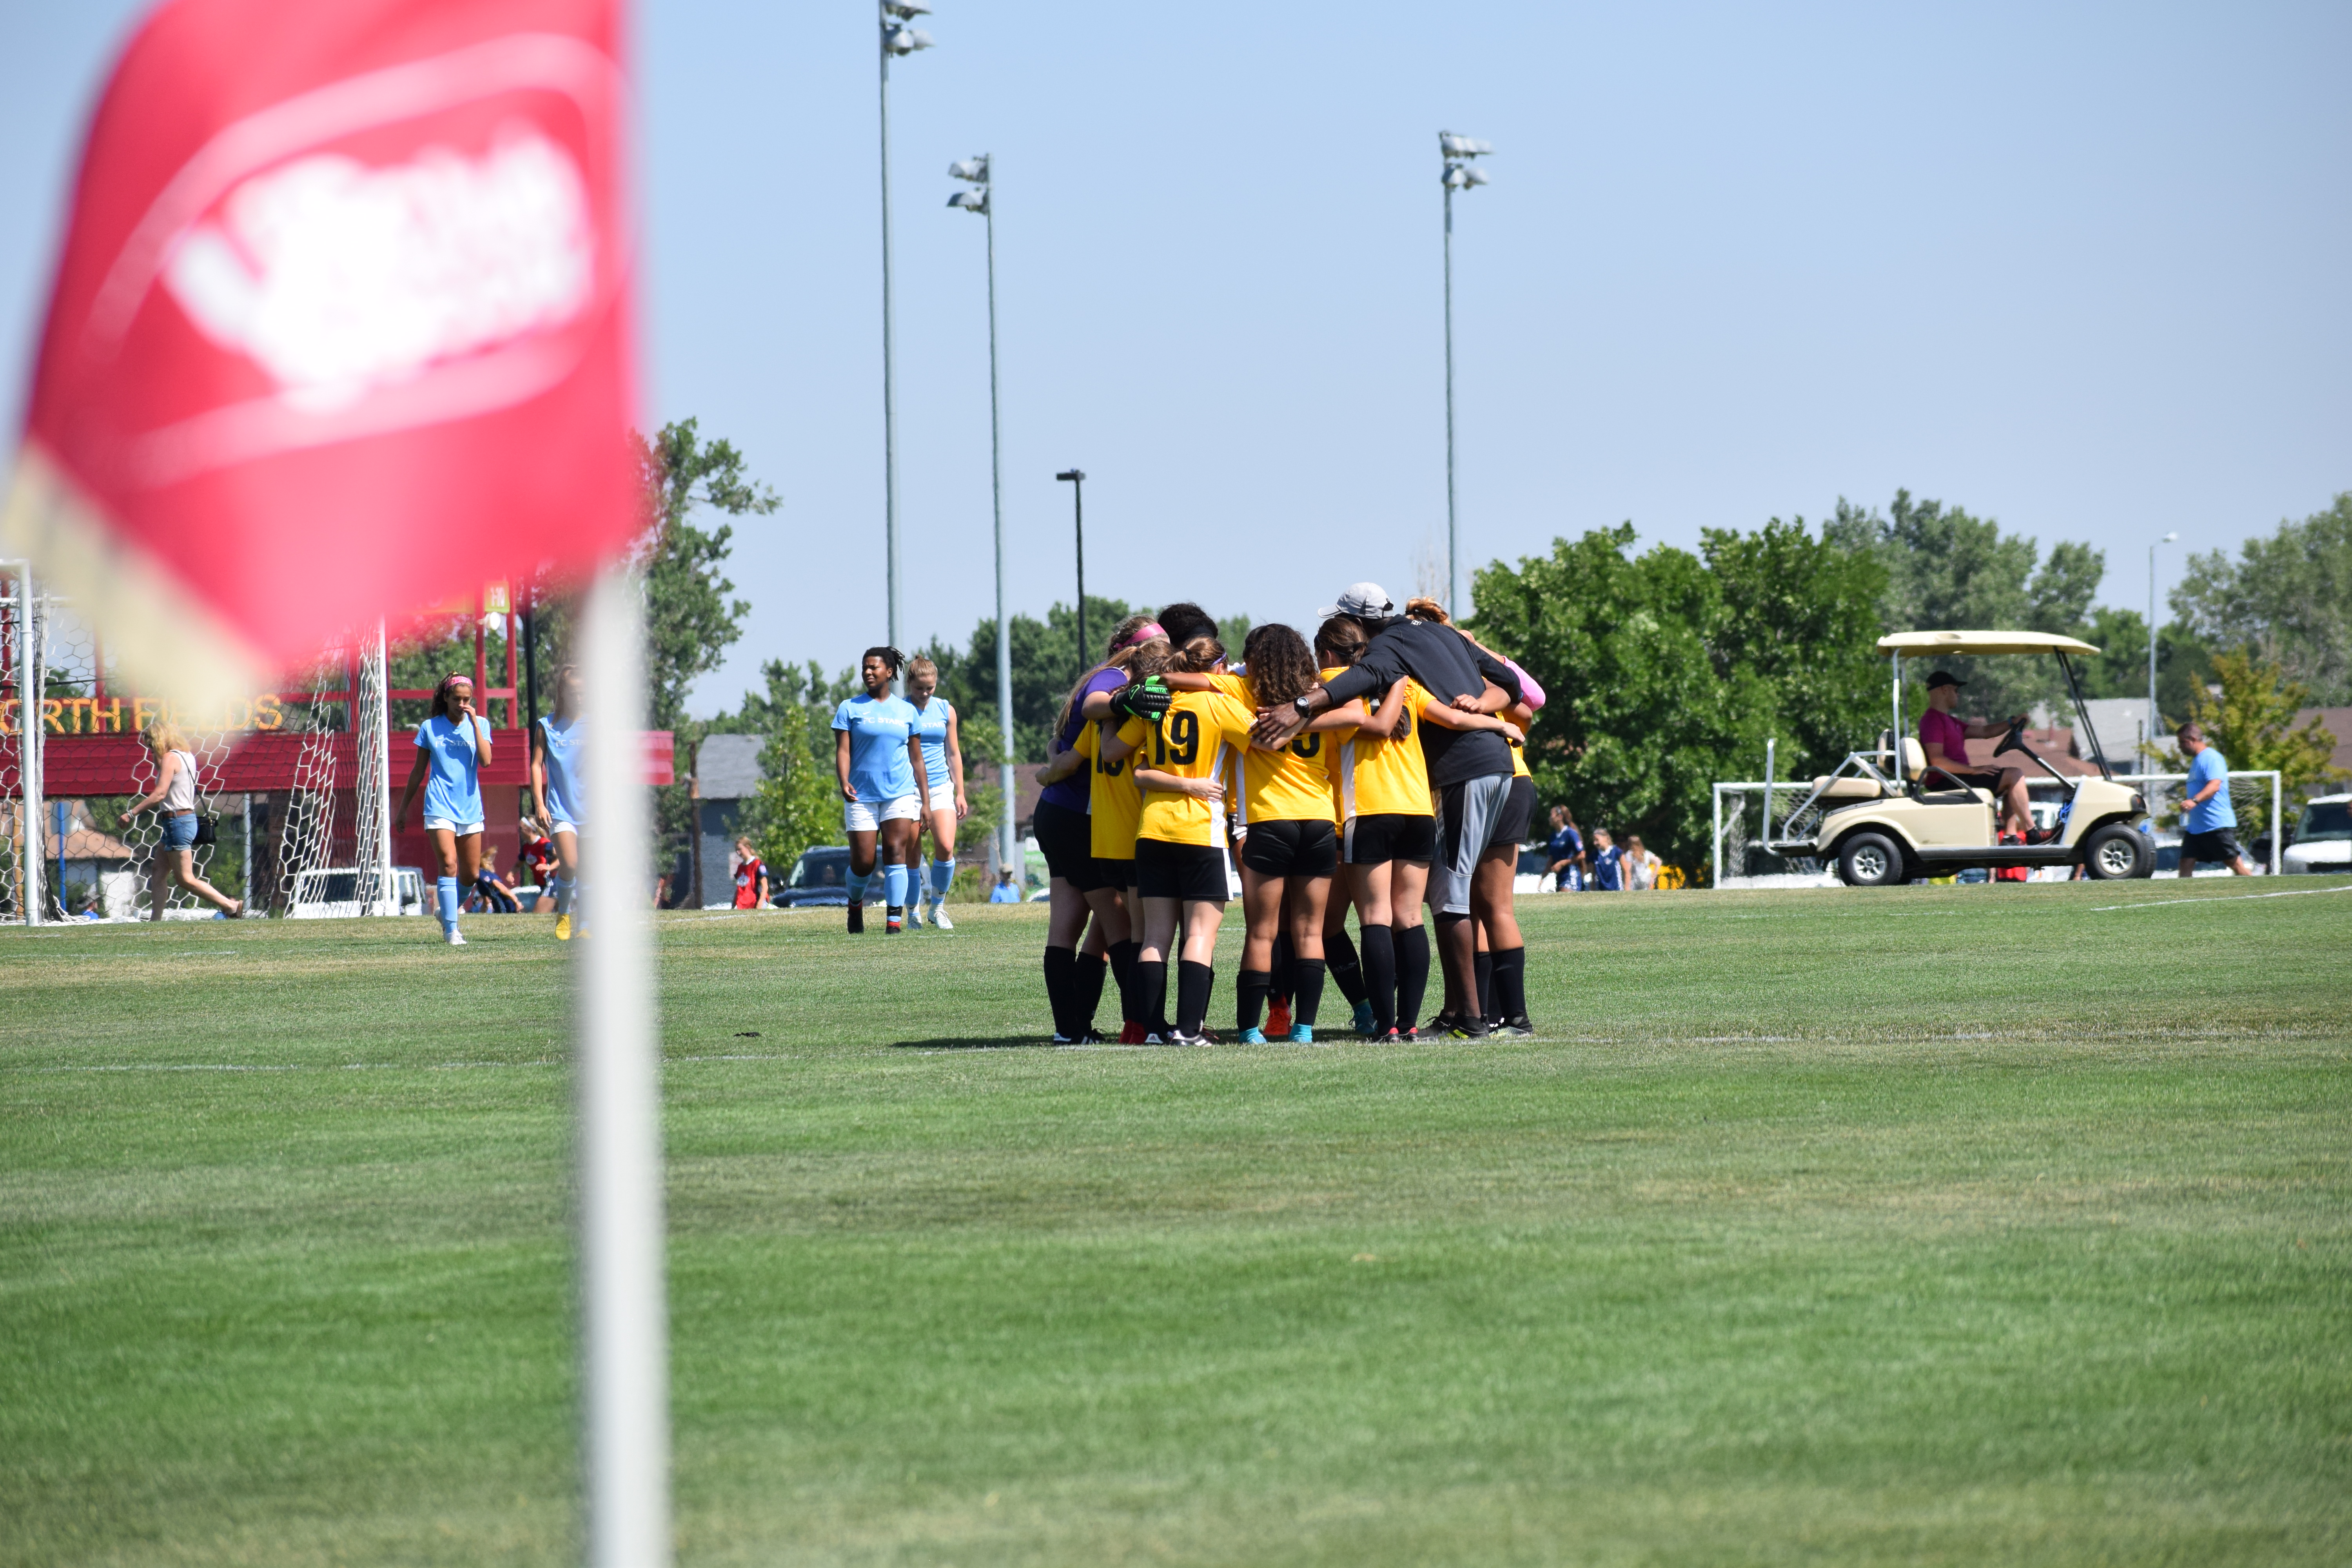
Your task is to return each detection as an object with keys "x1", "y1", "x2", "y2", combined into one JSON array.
[
  {"x1": 2282, "y1": 795, "x2": 2351, "y2": 875},
  {"x1": 775, "y1": 846, "x2": 853, "y2": 907}
]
